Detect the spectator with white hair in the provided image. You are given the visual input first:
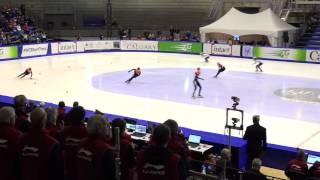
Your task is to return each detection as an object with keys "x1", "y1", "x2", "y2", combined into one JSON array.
[
  {"x1": 18, "y1": 107, "x2": 64, "y2": 180},
  {"x1": 243, "y1": 158, "x2": 267, "y2": 180},
  {"x1": 13, "y1": 94, "x2": 30, "y2": 133},
  {"x1": 0, "y1": 106, "x2": 22, "y2": 180},
  {"x1": 76, "y1": 114, "x2": 116, "y2": 180},
  {"x1": 216, "y1": 148, "x2": 236, "y2": 180},
  {"x1": 243, "y1": 115, "x2": 267, "y2": 169},
  {"x1": 45, "y1": 107, "x2": 60, "y2": 141}
]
